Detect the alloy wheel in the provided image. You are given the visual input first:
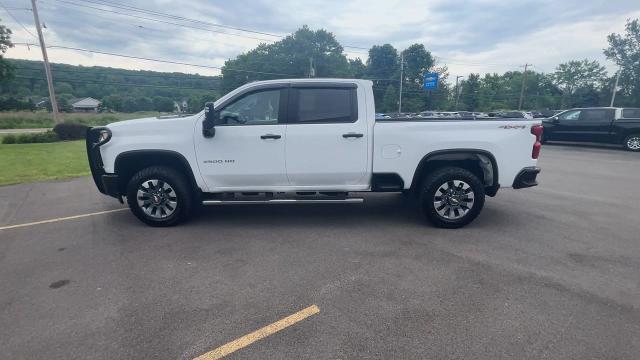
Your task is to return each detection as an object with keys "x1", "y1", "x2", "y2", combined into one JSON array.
[
  {"x1": 627, "y1": 136, "x2": 640, "y2": 150},
  {"x1": 136, "y1": 179, "x2": 178, "y2": 219},
  {"x1": 433, "y1": 180, "x2": 475, "y2": 220}
]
